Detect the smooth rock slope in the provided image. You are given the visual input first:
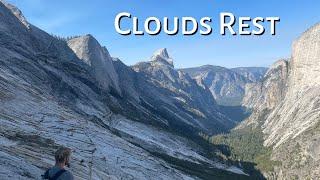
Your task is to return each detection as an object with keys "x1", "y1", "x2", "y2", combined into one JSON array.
[
  {"x1": 0, "y1": 1, "x2": 247, "y2": 179},
  {"x1": 68, "y1": 35, "x2": 121, "y2": 94}
]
